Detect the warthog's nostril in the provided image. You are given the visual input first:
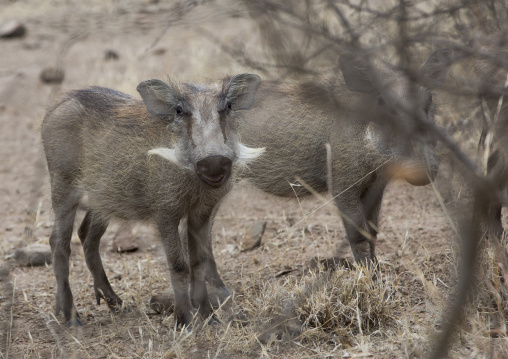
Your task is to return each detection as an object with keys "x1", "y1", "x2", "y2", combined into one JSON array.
[{"x1": 196, "y1": 156, "x2": 232, "y2": 187}]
